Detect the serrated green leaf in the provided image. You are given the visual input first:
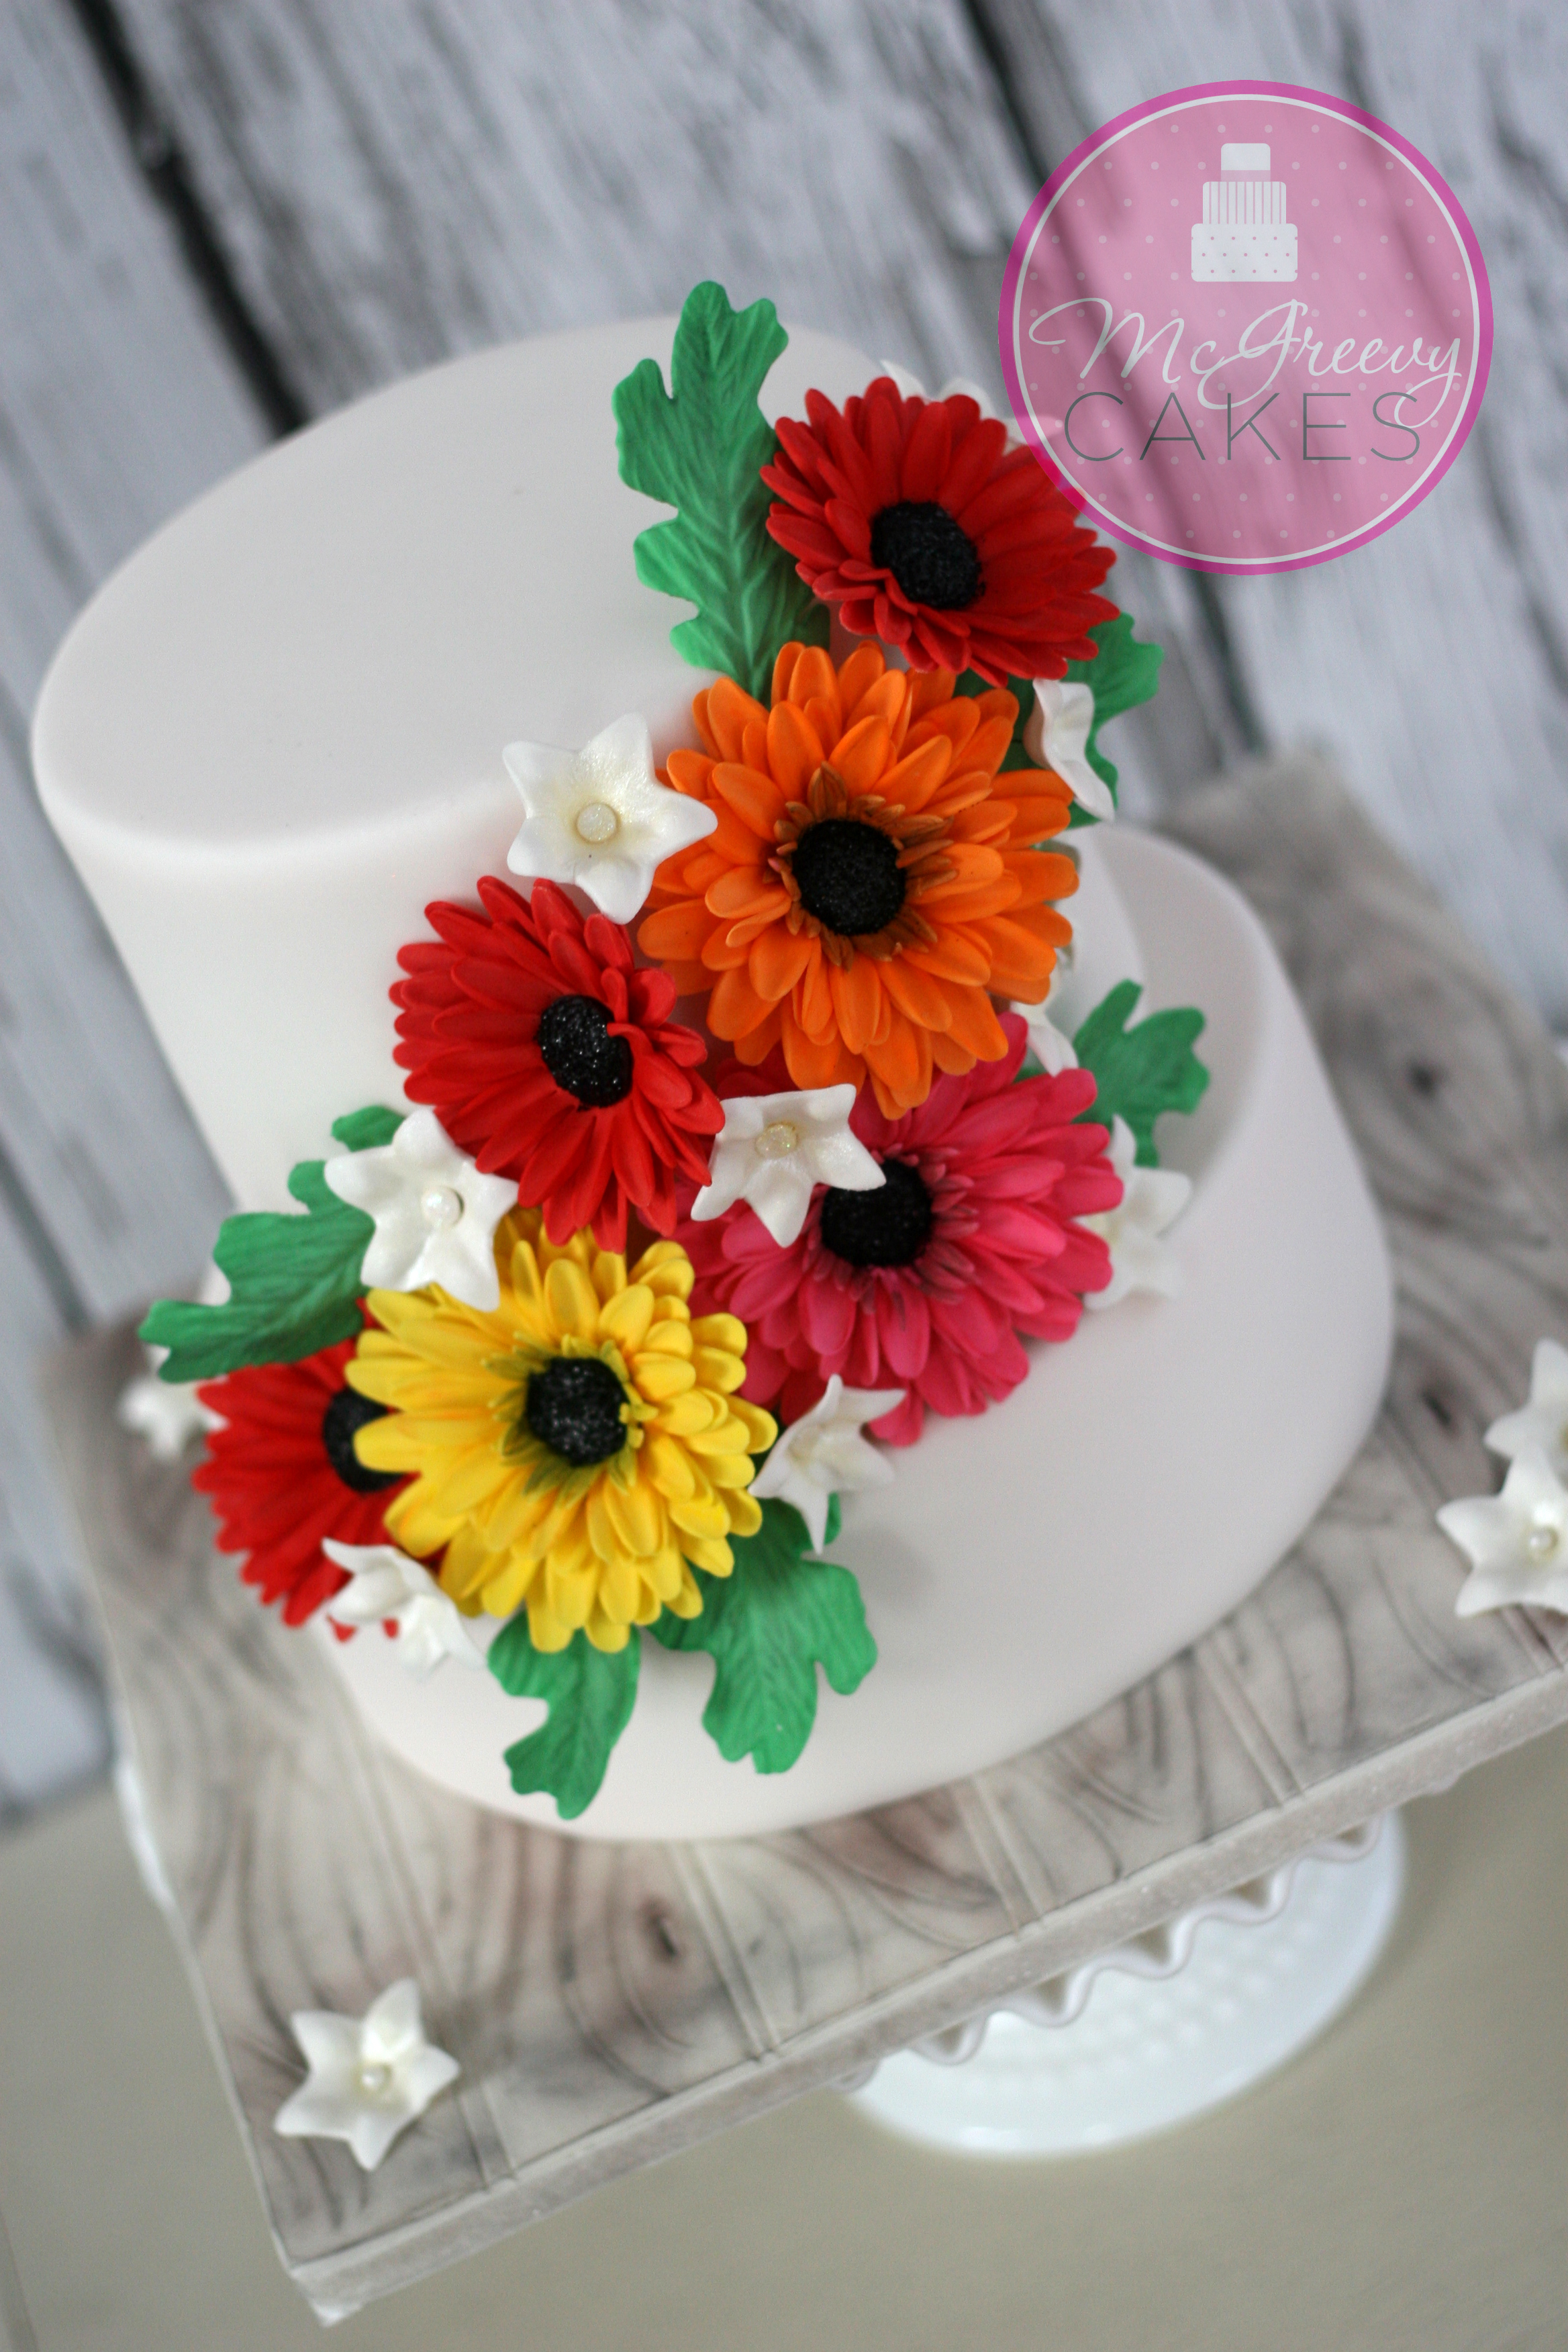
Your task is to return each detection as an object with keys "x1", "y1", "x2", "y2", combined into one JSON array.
[
  {"x1": 824, "y1": 1491, "x2": 842, "y2": 1549},
  {"x1": 1065, "y1": 611, "x2": 1163, "y2": 803},
  {"x1": 488, "y1": 1618, "x2": 641, "y2": 1820},
  {"x1": 1073, "y1": 980, "x2": 1208, "y2": 1166},
  {"x1": 649, "y1": 1499, "x2": 876, "y2": 1774},
  {"x1": 613, "y1": 282, "x2": 829, "y2": 700},
  {"x1": 138, "y1": 1106, "x2": 403, "y2": 1382}
]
